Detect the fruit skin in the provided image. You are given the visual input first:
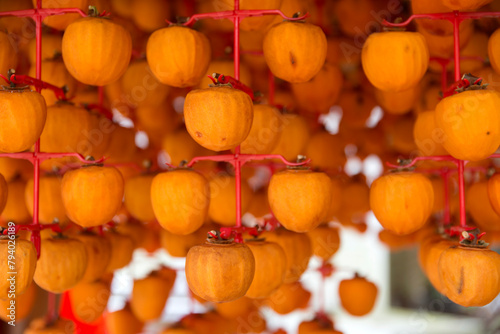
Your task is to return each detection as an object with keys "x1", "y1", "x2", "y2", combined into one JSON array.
[
  {"x1": 270, "y1": 114, "x2": 310, "y2": 162},
  {"x1": 130, "y1": 269, "x2": 177, "y2": 322},
  {"x1": 25, "y1": 175, "x2": 68, "y2": 225},
  {"x1": 489, "y1": 29, "x2": 500, "y2": 76},
  {"x1": 434, "y1": 90, "x2": 500, "y2": 161},
  {"x1": 0, "y1": 238, "x2": 36, "y2": 299},
  {"x1": 208, "y1": 174, "x2": 252, "y2": 226},
  {"x1": 338, "y1": 274, "x2": 378, "y2": 316},
  {"x1": 370, "y1": 172, "x2": 434, "y2": 235},
  {"x1": 186, "y1": 240, "x2": 255, "y2": 303},
  {"x1": 62, "y1": 17, "x2": 132, "y2": 86},
  {"x1": 413, "y1": 110, "x2": 448, "y2": 156},
  {"x1": 0, "y1": 31, "x2": 17, "y2": 77},
  {"x1": 151, "y1": 169, "x2": 210, "y2": 235},
  {"x1": 147, "y1": 26, "x2": 211, "y2": 88},
  {"x1": 264, "y1": 281, "x2": 311, "y2": 314},
  {"x1": 268, "y1": 169, "x2": 332, "y2": 233},
  {"x1": 418, "y1": 237, "x2": 456, "y2": 294},
  {"x1": 468, "y1": 180, "x2": 500, "y2": 231},
  {"x1": 1, "y1": 179, "x2": 31, "y2": 225},
  {"x1": 262, "y1": 228, "x2": 312, "y2": 283},
  {"x1": 33, "y1": 237, "x2": 88, "y2": 293},
  {"x1": 69, "y1": 280, "x2": 110, "y2": 324},
  {"x1": 488, "y1": 173, "x2": 500, "y2": 218},
  {"x1": 263, "y1": 21, "x2": 327, "y2": 83},
  {"x1": 245, "y1": 240, "x2": 287, "y2": 299},
  {"x1": 438, "y1": 245, "x2": 500, "y2": 307},
  {"x1": 441, "y1": 0, "x2": 492, "y2": 10},
  {"x1": 105, "y1": 232, "x2": 134, "y2": 273},
  {"x1": 238, "y1": 104, "x2": 282, "y2": 154},
  {"x1": 73, "y1": 232, "x2": 111, "y2": 283},
  {"x1": 0, "y1": 281, "x2": 36, "y2": 322},
  {"x1": 35, "y1": 0, "x2": 89, "y2": 30},
  {"x1": 307, "y1": 226, "x2": 340, "y2": 261},
  {"x1": 362, "y1": 31, "x2": 429, "y2": 92},
  {"x1": 184, "y1": 86, "x2": 254, "y2": 151},
  {"x1": 124, "y1": 174, "x2": 156, "y2": 222},
  {"x1": 0, "y1": 88, "x2": 46, "y2": 153},
  {"x1": 105, "y1": 305, "x2": 144, "y2": 334},
  {"x1": 0, "y1": 173, "x2": 7, "y2": 215},
  {"x1": 61, "y1": 165, "x2": 124, "y2": 228}
]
